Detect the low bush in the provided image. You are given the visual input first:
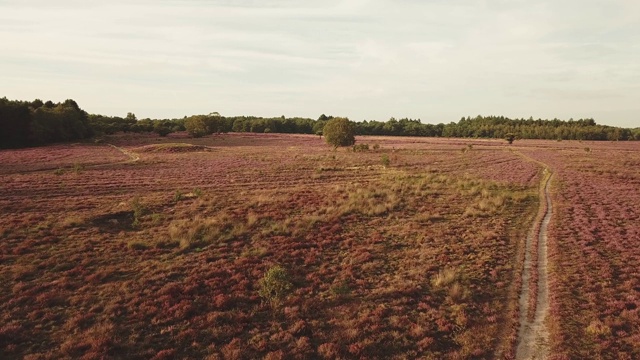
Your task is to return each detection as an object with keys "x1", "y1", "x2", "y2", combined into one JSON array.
[
  {"x1": 258, "y1": 265, "x2": 293, "y2": 307},
  {"x1": 381, "y1": 154, "x2": 390, "y2": 167},
  {"x1": 352, "y1": 143, "x2": 369, "y2": 152}
]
